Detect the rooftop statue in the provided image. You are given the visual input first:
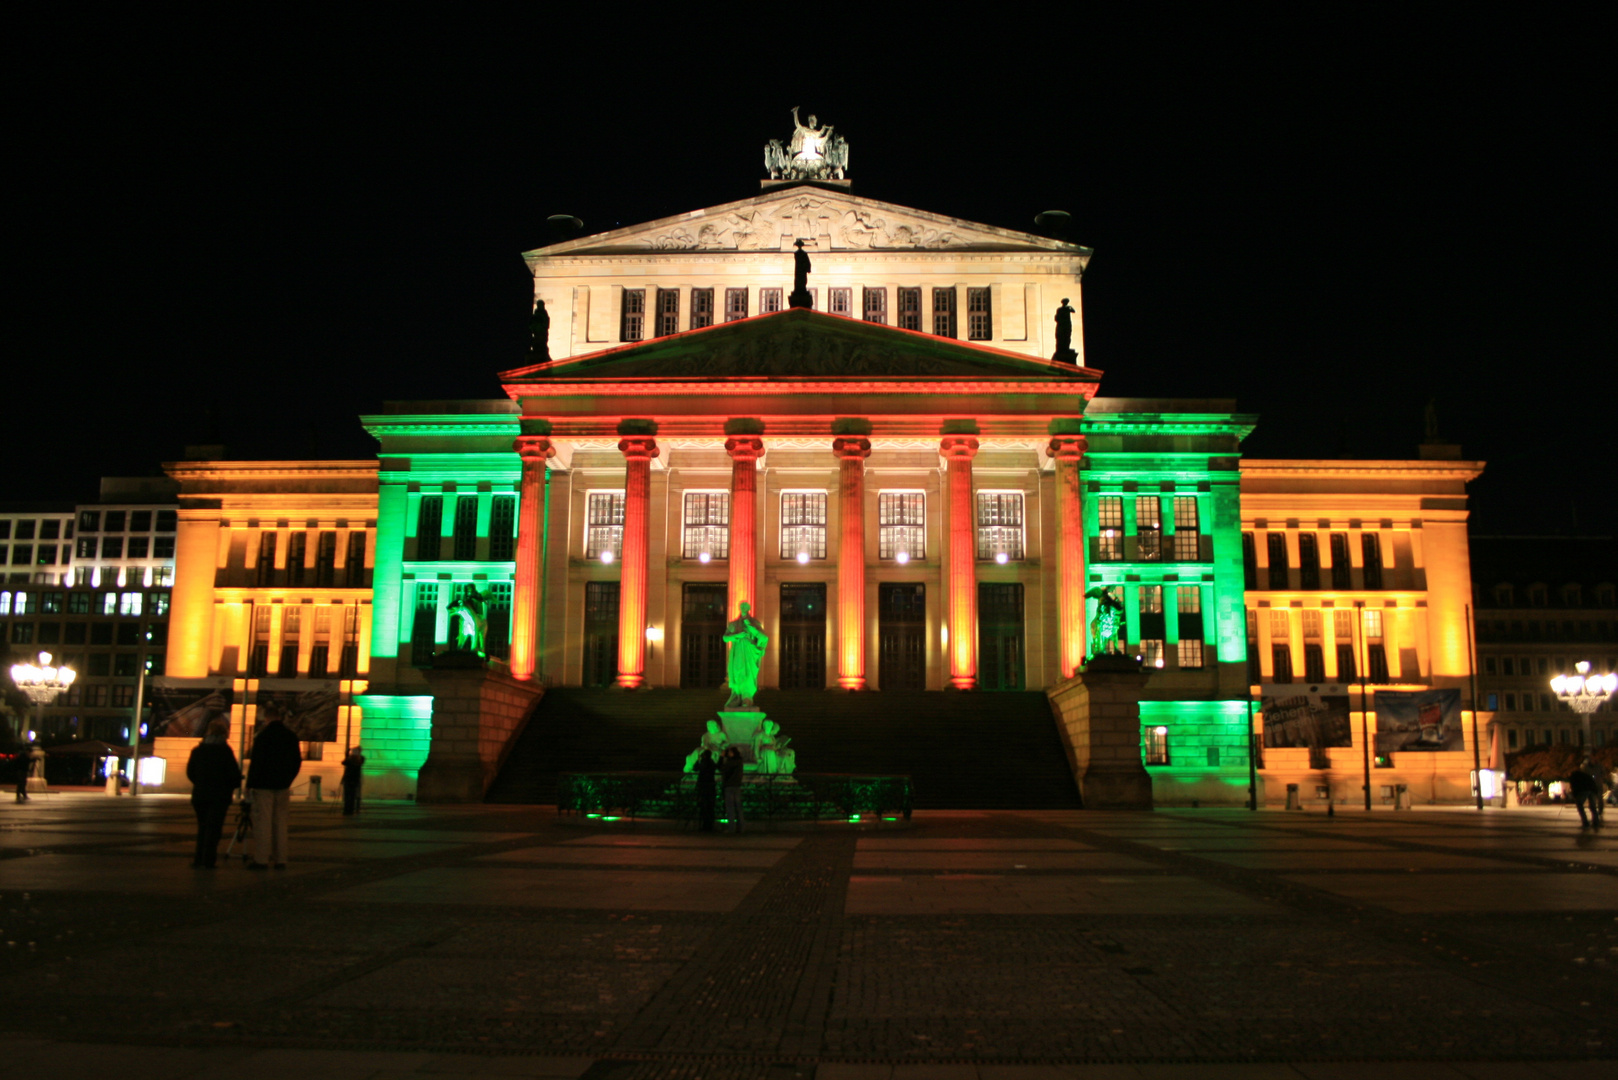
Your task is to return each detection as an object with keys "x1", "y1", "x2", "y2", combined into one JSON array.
[
  {"x1": 764, "y1": 107, "x2": 850, "y2": 181},
  {"x1": 1053, "y1": 298, "x2": 1078, "y2": 363},
  {"x1": 1085, "y1": 587, "x2": 1125, "y2": 661},
  {"x1": 528, "y1": 298, "x2": 550, "y2": 361},
  {"x1": 790, "y1": 238, "x2": 813, "y2": 309},
  {"x1": 722, "y1": 602, "x2": 769, "y2": 710}
]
